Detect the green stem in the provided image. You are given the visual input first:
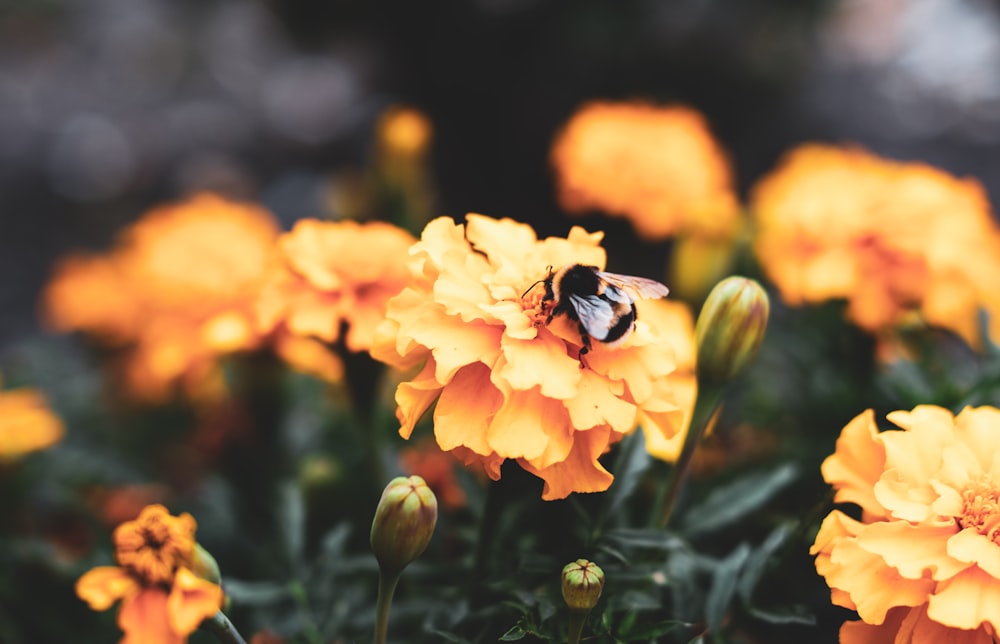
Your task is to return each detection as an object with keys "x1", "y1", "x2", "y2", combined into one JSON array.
[
  {"x1": 374, "y1": 570, "x2": 401, "y2": 644},
  {"x1": 469, "y1": 479, "x2": 503, "y2": 606},
  {"x1": 656, "y1": 381, "x2": 725, "y2": 529},
  {"x1": 202, "y1": 611, "x2": 249, "y2": 644},
  {"x1": 566, "y1": 609, "x2": 588, "y2": 644}
]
